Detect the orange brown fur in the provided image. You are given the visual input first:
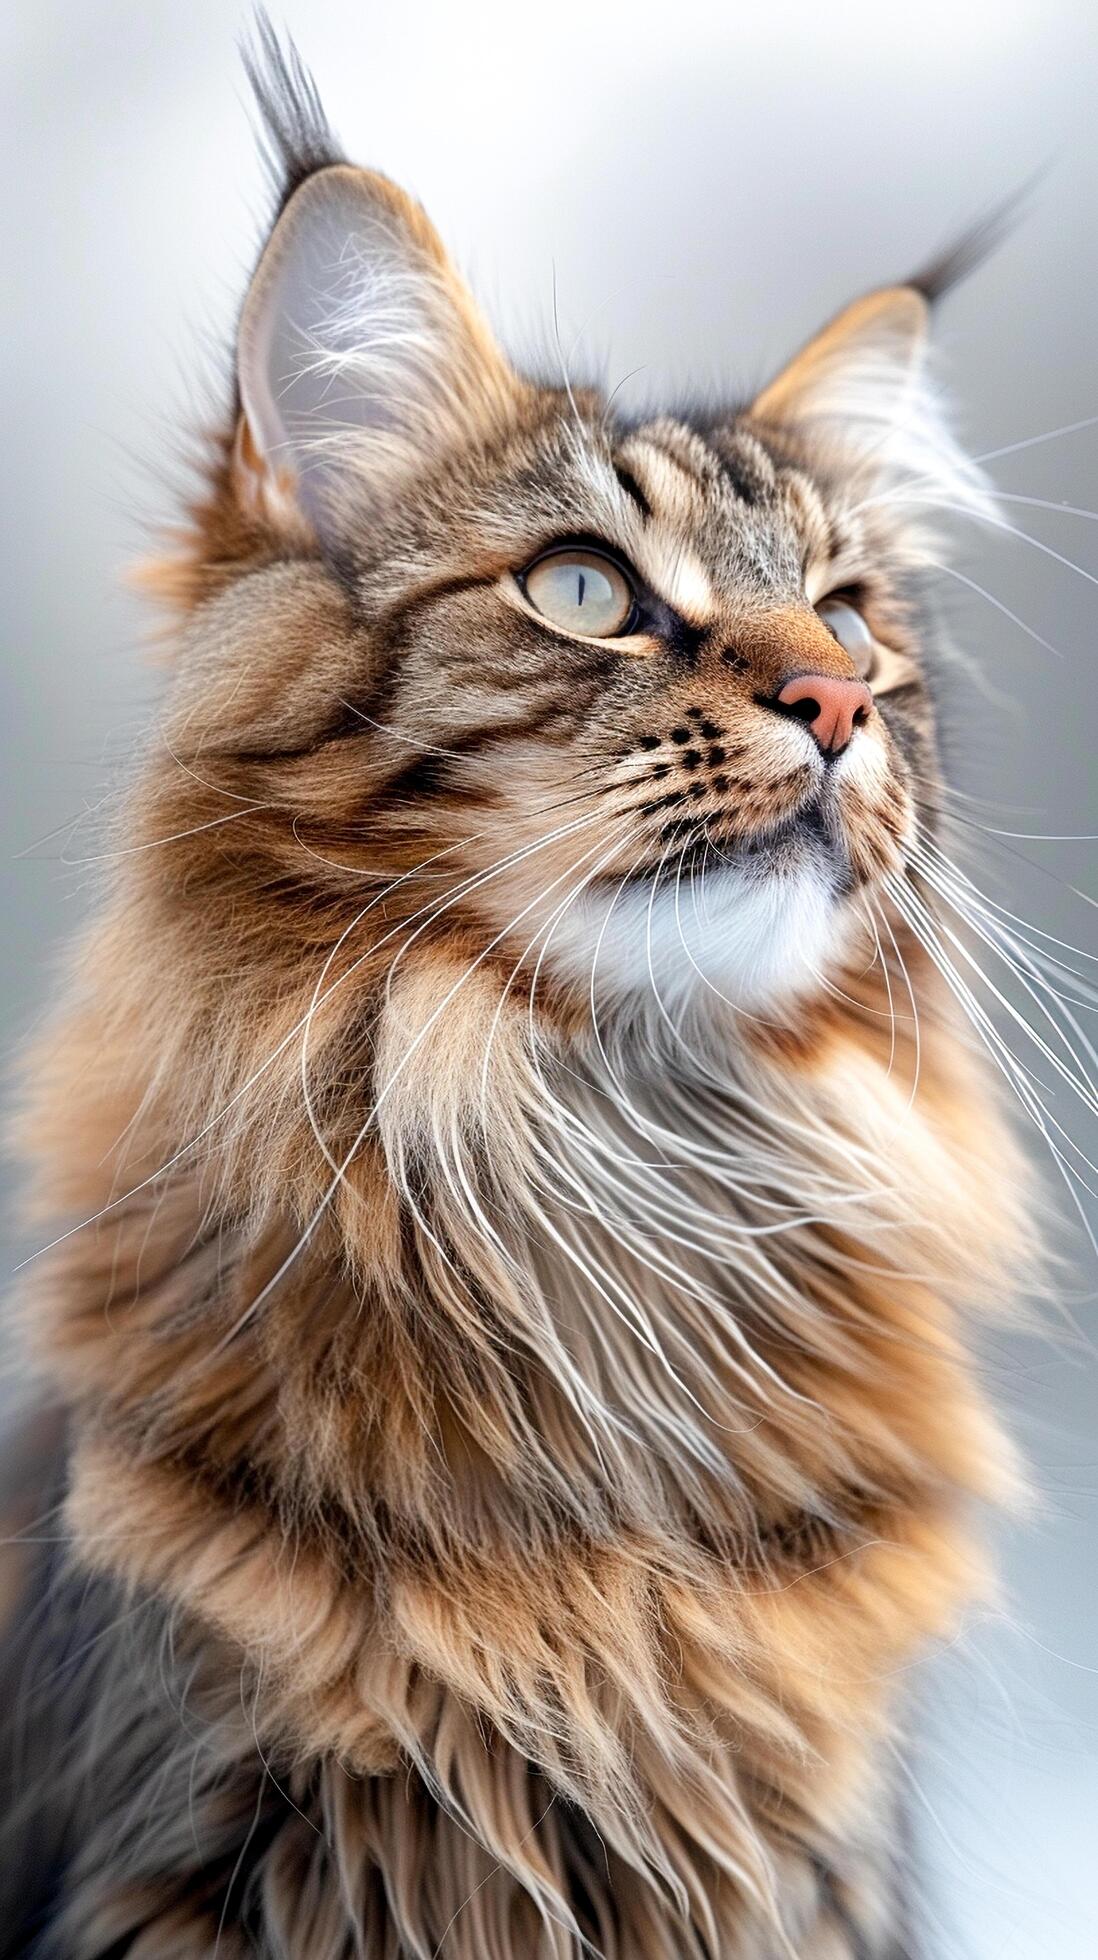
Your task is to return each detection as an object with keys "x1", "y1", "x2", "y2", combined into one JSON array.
[{"x1": 1, "y1": 30, "x2": 1032, "y2": 1960}]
